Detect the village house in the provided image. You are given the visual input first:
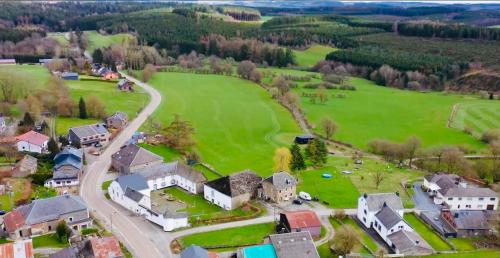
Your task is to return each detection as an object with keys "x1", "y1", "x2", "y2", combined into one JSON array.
[
  {"x1": 441, "y1": 209, "x2": 494, "y2": 238},
  {"x1": 117, "y1": 79, "x2": 134, "y2": 91},
  {"x1": 50, "y1": 236, "x2": 123, "y2": 258},
  {"x1": 111, "y1": 144, "x2": 163, "y2": 174},
  {"x1": 106, "y1": 111, "x2": 129, "y2": 129},
  {"x1": 278, "y1": 210, "x2": 321, "y2": 238},
  {"x1": 204, "y1": 170, "x2": 262, "y2": 210},
  {"x1": 357, "y1": 193, "x2": 432, "y2": 255},
  {"x1": 239, "y1": 231, "x2": 320, "y2": 258},
  {"x1": 0, "y1": 116, "x2": 6, "y2": 133},
  {"x1": 423, "y1": 174, "x2": 498, "y2": 210},
  {"x1": 181, "y1": 245, "x2": 219, "y2": 258},
  {"x1": 0, "y1": 239, "x2": 33, "y2": 258},
  {"x1": 259, "y1": 171, "x2": 297, "y2": 204},
  {"x1": 61, "y1": 72, "x2": 79, "y2": 80},
  {"x1": 12, "y1": 155, "x2": 37, "y2": 178},
  {"x1": 2, "y1": 195, "x2": 91, "y2": 239},
  {"x1": 108, "y1": 173, "x2": 189, "y2": 231},
  {"x1": 68, "y1": 123, "x2": 110, "y2": 147},
  {"x1": 0, "y1": 59, "x2": 16, "y2": 65},
  {"x1": 102, "y1": 71, "x2": 120, "y2": 80},
  {"x1": 15, "y1": 130, "x2": 49, "y2": 154},
  {"x1": 45, "y1": 147, "x2": 84, "y2": 191}
]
